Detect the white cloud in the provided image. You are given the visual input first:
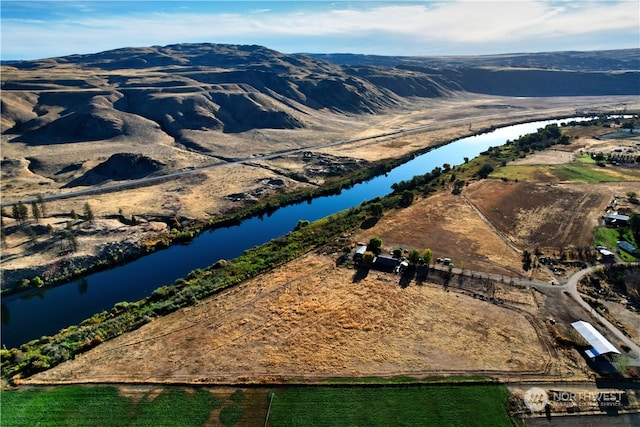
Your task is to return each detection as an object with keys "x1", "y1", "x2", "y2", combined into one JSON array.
[{"x1": 2, "y1": 1, "x2": 638, "y2": 59}]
